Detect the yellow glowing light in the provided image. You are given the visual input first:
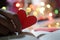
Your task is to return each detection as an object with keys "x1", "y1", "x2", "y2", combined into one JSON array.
[
  {"x1": 48, "y1": 24, "x2": 51, "y2": 28},
  {"x1": 26, "y1": 7, "x2": 31, "y2": 12},
  {"x1": 40, "y1": 2, "x2": 45, "y2": 6},
  {"x1": 2, "y1": 6, "x2": 7, "y2": 10},
  {"x1": 36, "y1": 7, "x2": 40, "y2": 12},
  {"x1": 46, "y1": 4, "x2": 51, "y2": 8},
  {"x1": 49, "y1": 13, "x2": 53, "y2": 16},
  {"x1": 16, "y1": 3, "x2": 20, "y2": 7},
  {"x1": 56, "y1": 22, "x2": 60, "y2": 28},
  {"x1": 33, "y1": 11, "x2": 38, "y2": 17},
  {"x1": 40, "y1": 7, "x2": 45, "y2": 13},
  {"x1": 56, "y1": 22, "x2": 59, "y2": 25}
]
